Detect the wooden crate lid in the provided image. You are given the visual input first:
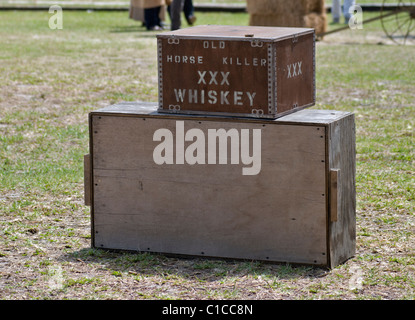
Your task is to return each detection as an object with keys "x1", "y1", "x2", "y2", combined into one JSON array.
[{"x1": 157, "y1": 25, "x2": 314, "y2": 41}]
